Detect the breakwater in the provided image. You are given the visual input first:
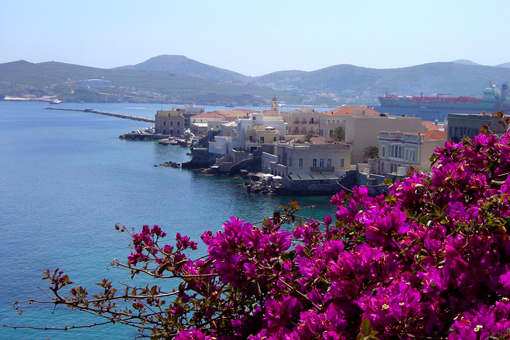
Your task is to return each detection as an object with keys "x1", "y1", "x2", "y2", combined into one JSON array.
[{"x1": 46, "y1": 107, "x2": 155, "y2": 123}]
